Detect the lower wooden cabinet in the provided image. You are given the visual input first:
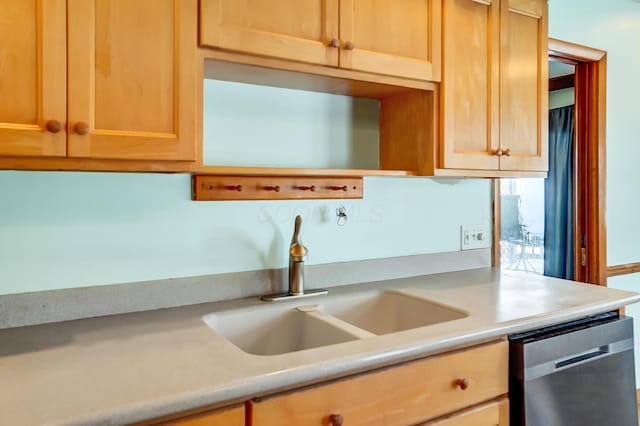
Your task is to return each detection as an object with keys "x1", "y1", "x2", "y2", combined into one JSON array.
[
  {"x1": 146, "y1": 341, "x2": 508, "y2": 426},
  {"x1": 248, "y1": 341, "x2": 507, "y2": 425}
]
